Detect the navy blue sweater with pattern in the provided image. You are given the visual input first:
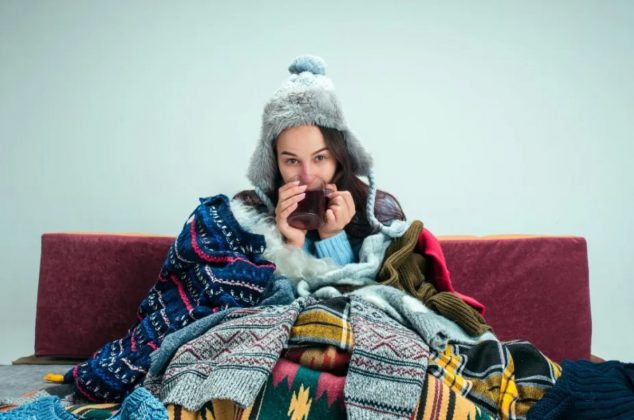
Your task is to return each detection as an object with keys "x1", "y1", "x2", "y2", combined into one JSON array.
[{"x1": 64, "y1": 195, "x2": 276, "y2": 402}]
